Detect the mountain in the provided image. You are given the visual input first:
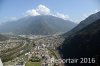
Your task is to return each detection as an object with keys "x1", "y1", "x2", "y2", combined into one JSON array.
[
  {"x1": 0, "y1": 15, "x2": 77, "y2": 35},
  {"x1": 0, "y1": 34, "x2": 8, "y2": 41},
  {"x1": 63, "y1": 11, "x2": 100, "y2": 37},
  {"x1": 59, "y1": 19, "x2": 100, "y2": 66}
]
